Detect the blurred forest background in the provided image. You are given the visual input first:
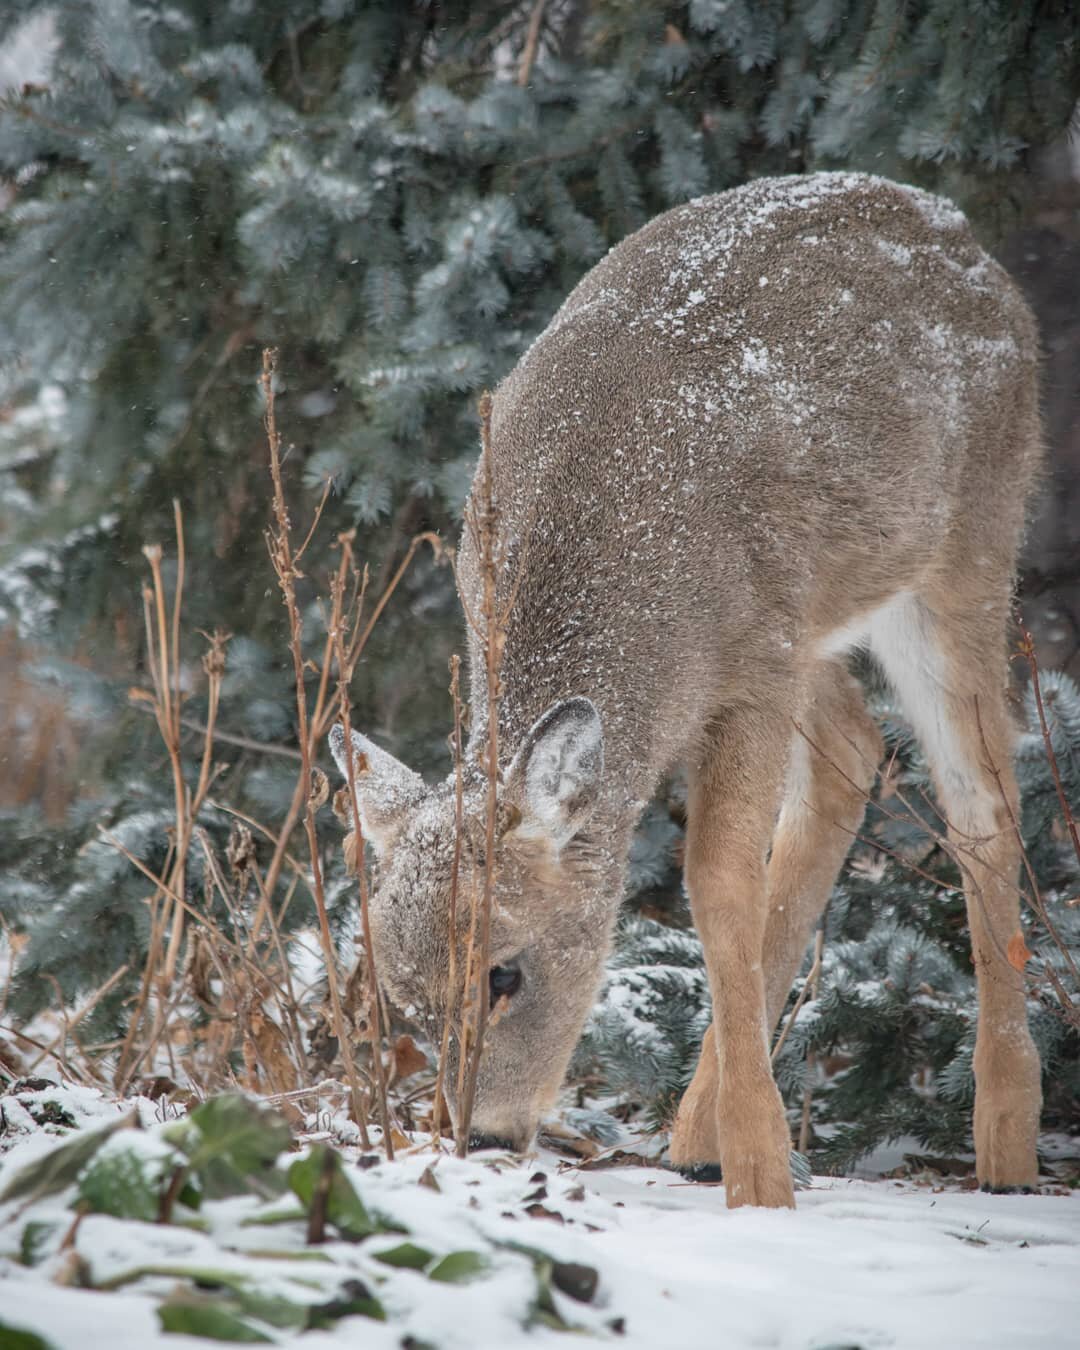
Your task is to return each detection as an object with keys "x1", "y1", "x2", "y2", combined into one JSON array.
[{"x1": 1, "y1": 2, "x2": 1078, "y2": 1170}]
